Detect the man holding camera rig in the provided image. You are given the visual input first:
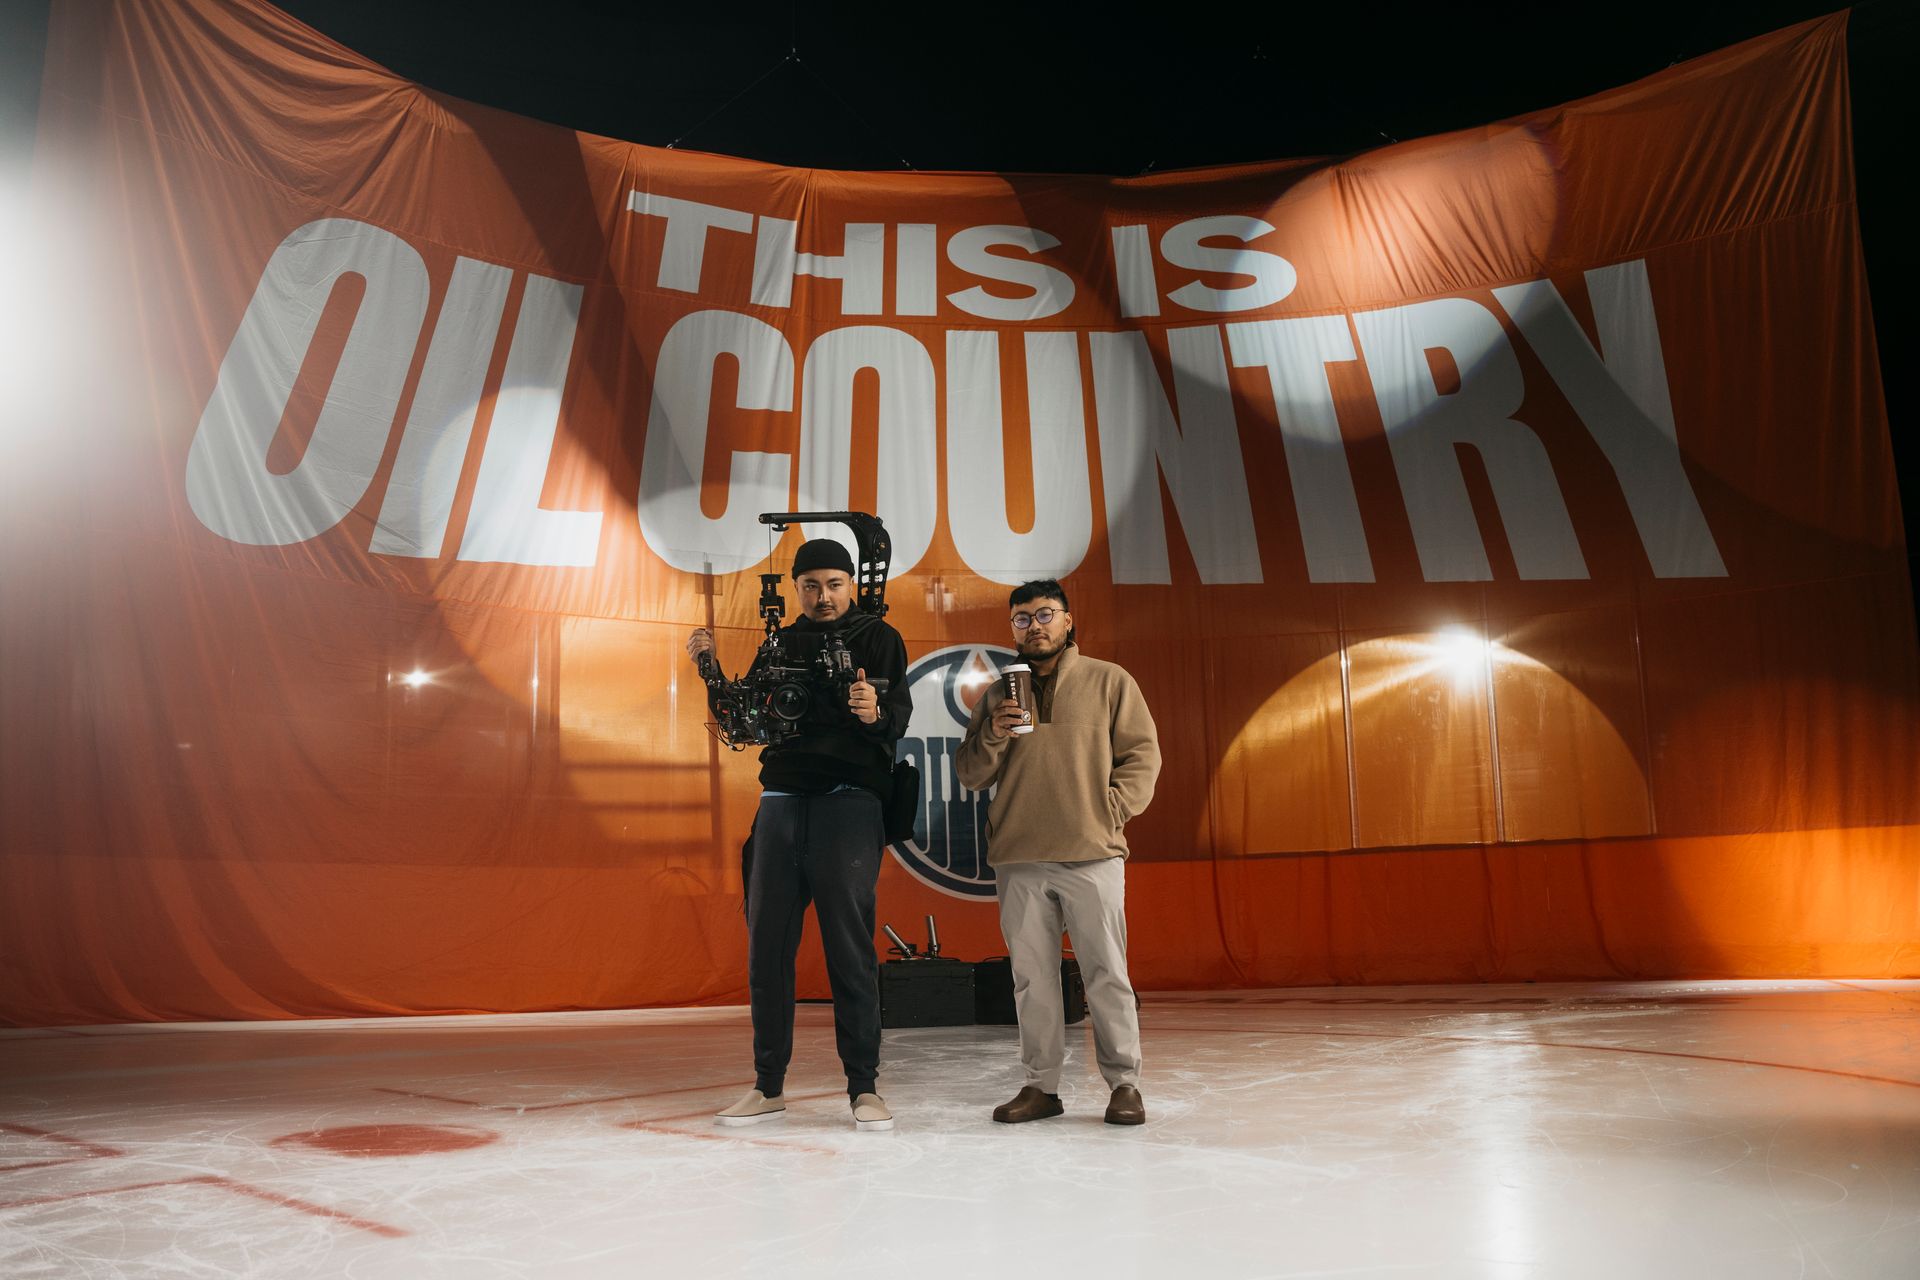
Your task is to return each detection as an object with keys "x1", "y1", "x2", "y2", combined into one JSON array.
[
  {"x1": 685, "y1": 538, "x2": 911, "y2": 1132},
  {"x1": 956, "y1": 579, "x2": 1161, "y2": 1126}
]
